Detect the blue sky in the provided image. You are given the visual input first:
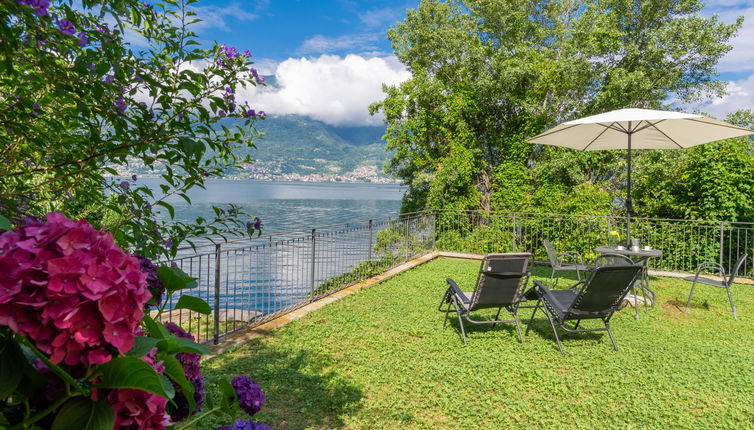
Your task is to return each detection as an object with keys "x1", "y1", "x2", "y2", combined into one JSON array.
[{"x1": 178, "y1": 0, "x2": 754, "y2": 127}]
